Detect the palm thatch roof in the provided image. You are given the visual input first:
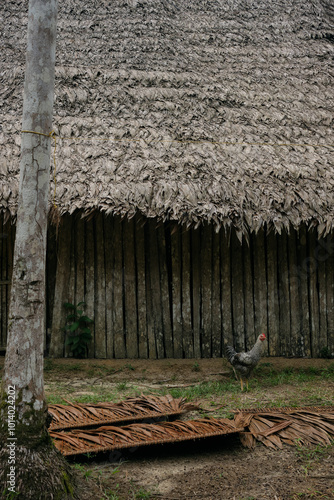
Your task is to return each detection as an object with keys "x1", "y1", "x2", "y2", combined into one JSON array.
[{"x1": 1, "y1": 0, "x2": 334, "y2": 235}]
